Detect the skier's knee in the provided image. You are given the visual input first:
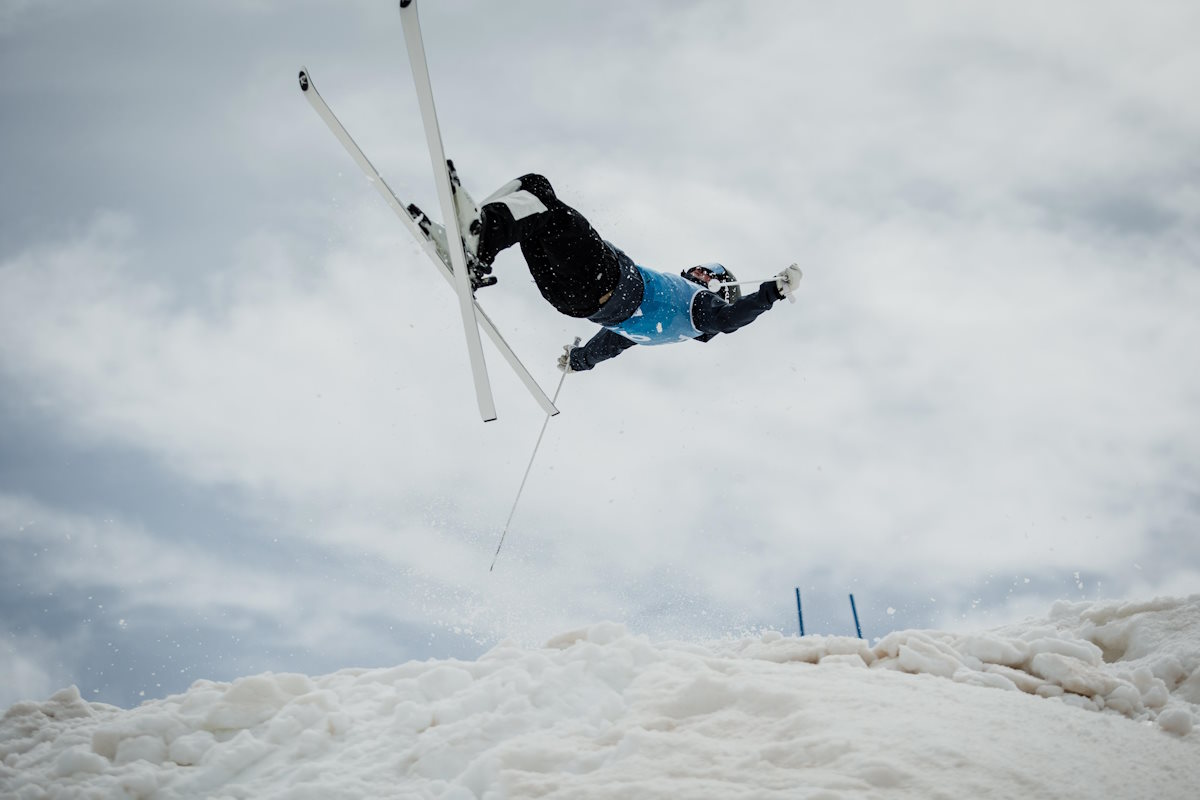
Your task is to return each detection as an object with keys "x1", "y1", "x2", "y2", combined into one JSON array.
[{"x1": 517, "y1": 173, "x2": 557, "y2": 205}]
